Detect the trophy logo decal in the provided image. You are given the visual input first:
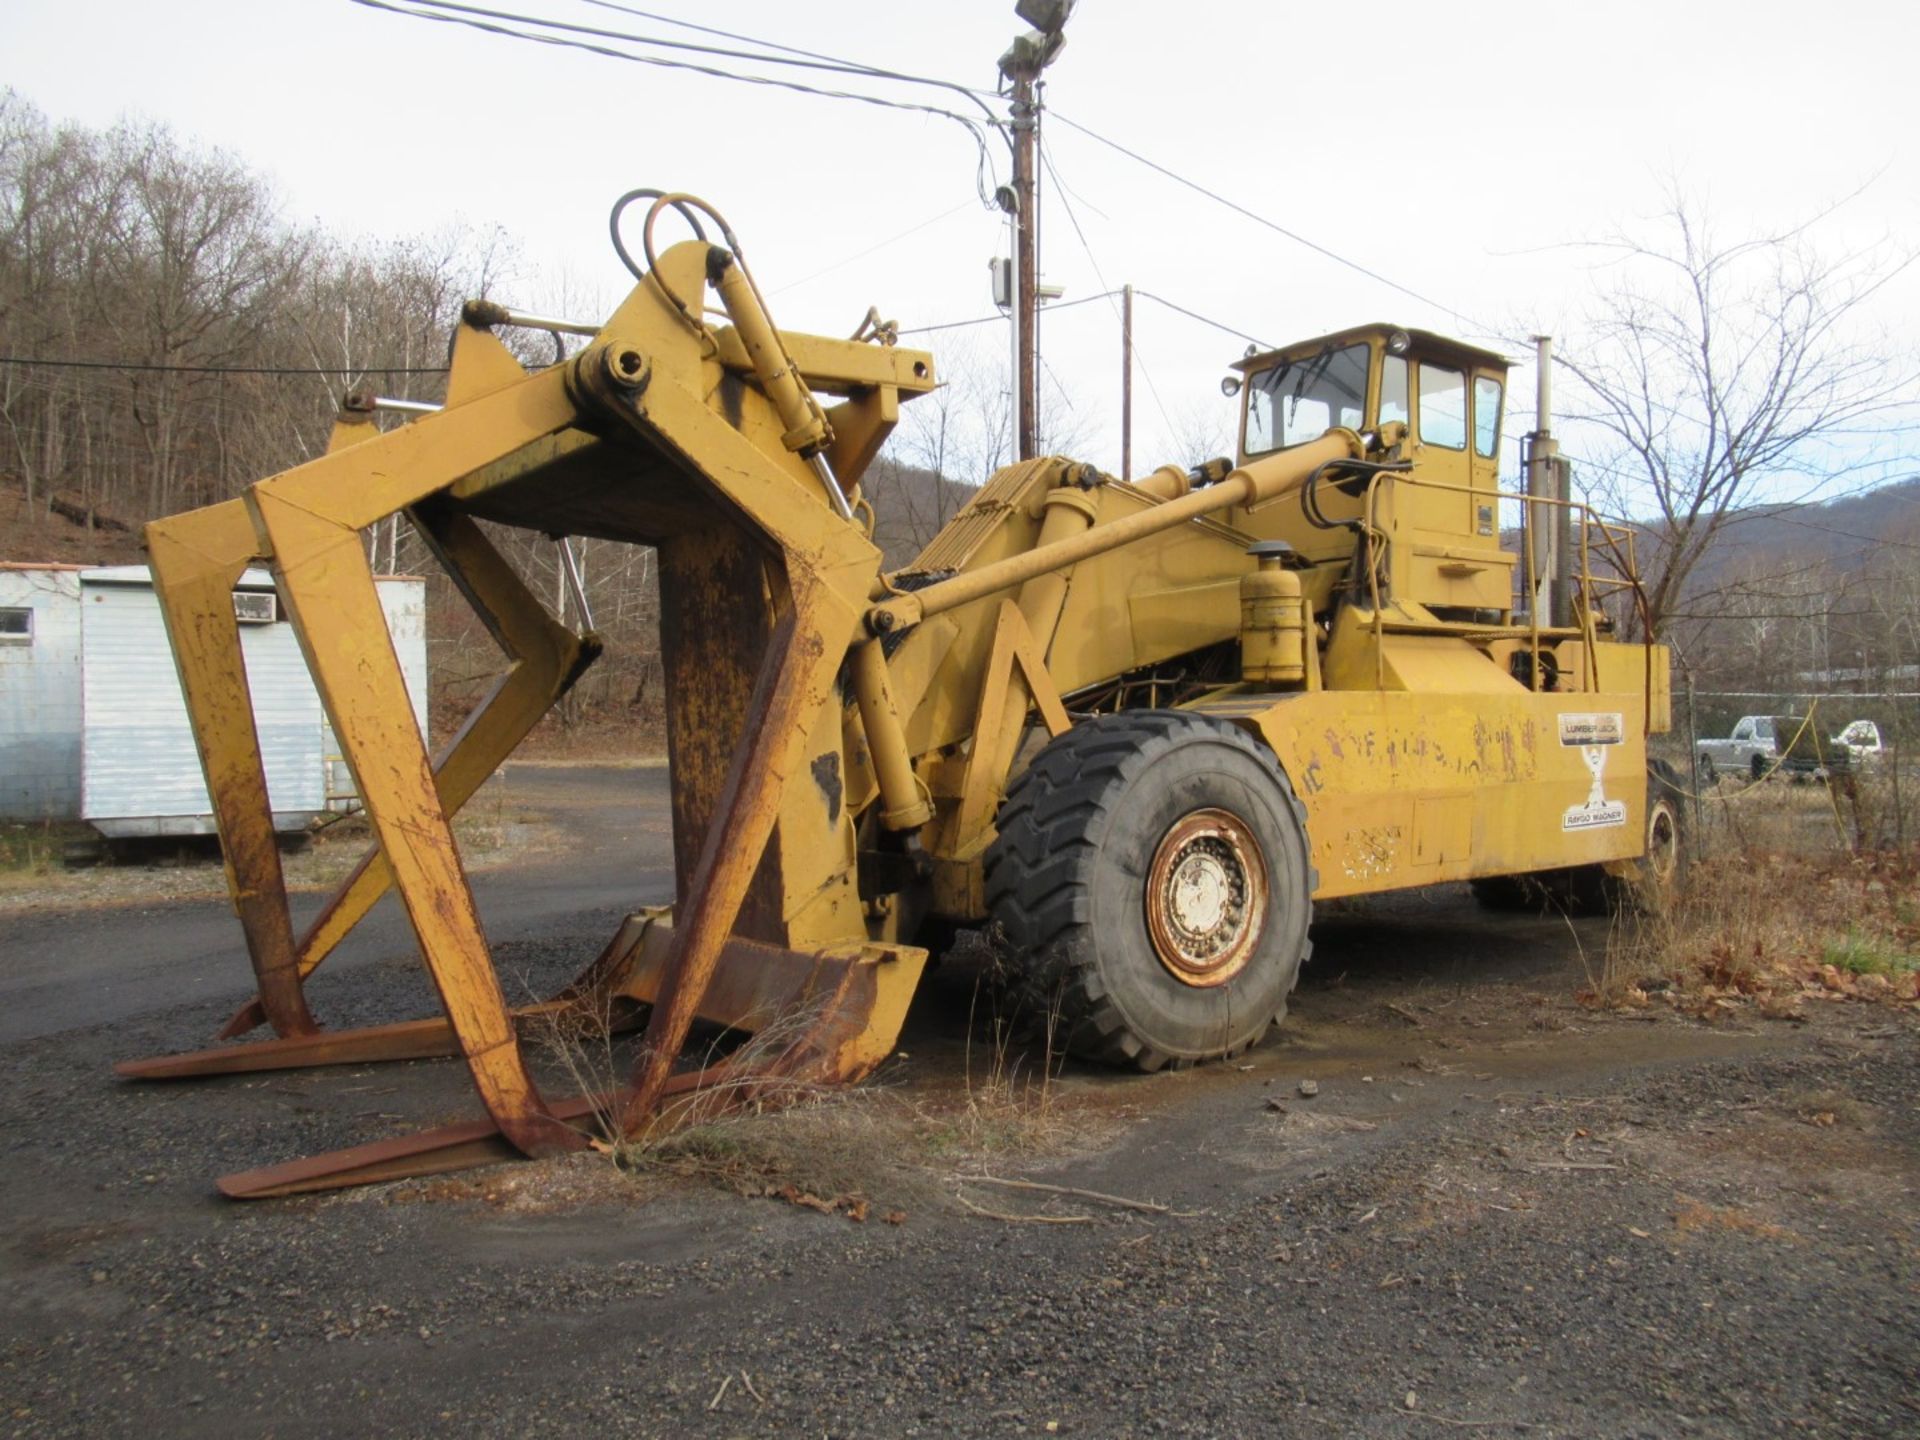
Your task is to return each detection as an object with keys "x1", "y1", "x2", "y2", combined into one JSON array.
[{"x1": 1558, "y1": 712, "x2": 1629, "y2": 832}]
